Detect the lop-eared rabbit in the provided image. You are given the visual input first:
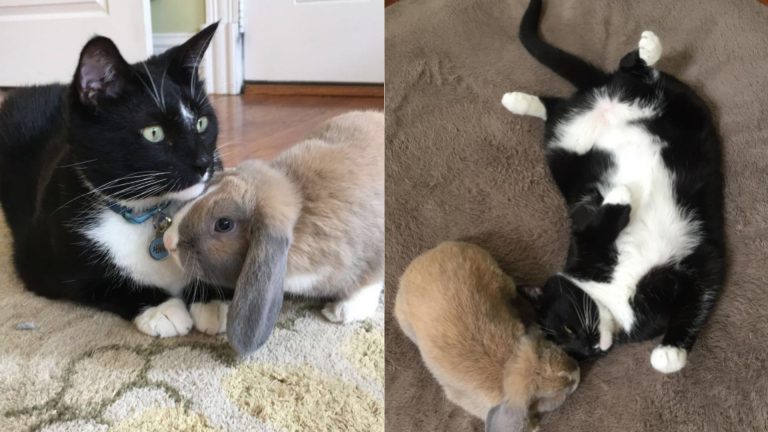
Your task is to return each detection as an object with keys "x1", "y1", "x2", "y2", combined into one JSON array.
[
  {"x1": 164, "y1": 111, "x2": 384, "y2": 354},
  {"x1": 395, "y1": 241, "x2": 579, "y2": 432}
]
